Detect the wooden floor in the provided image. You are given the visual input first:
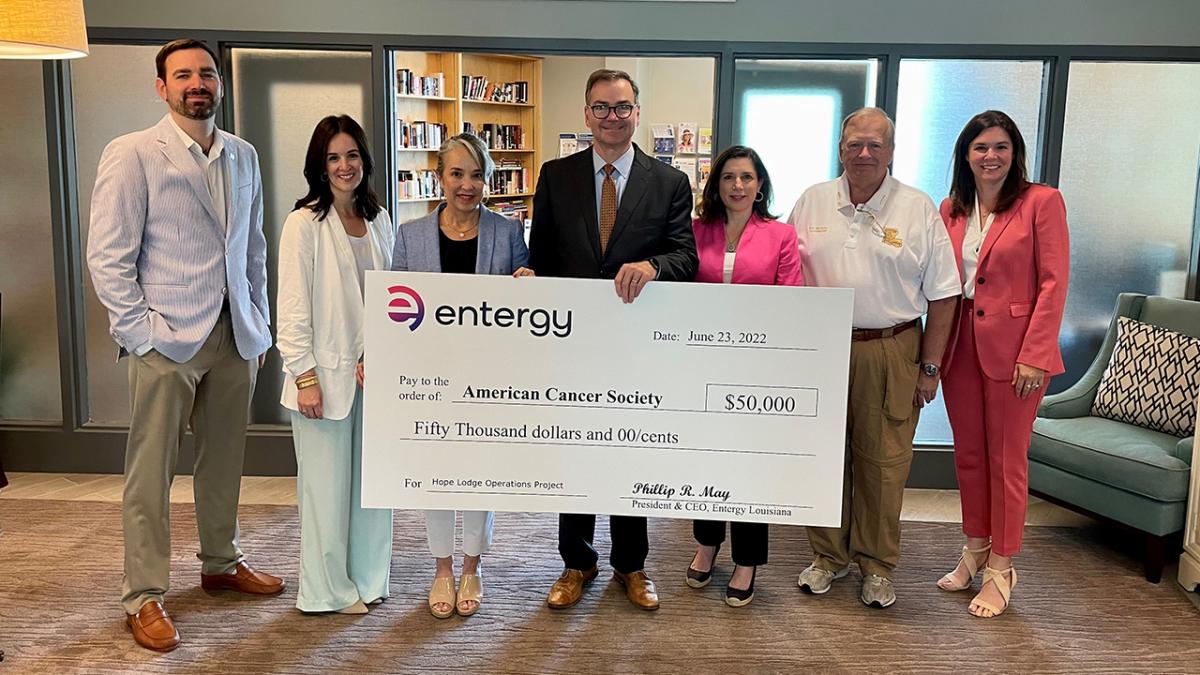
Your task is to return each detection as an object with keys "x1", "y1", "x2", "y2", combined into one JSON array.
[{"x1": 0, "y1": 472, "x2": 1096, "y2": 527}]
